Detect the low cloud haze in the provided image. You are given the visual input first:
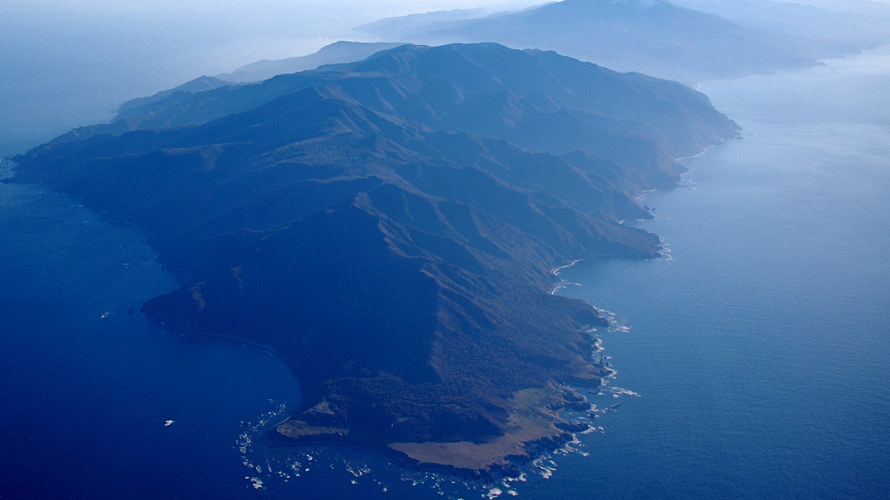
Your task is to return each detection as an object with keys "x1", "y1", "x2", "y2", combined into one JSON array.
[
  {"x1": 1, "y1": 1, "x2": 543, "y2": 75},
  {"x1": 3, "y1": 0, "x2": 888, "y2": 83},
  {"x1": 0, "y1": 1, "x2": 540, "y2": 155},
  {"x1": 1, "y1": 0, "x2": 888, "y2": 156}
]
